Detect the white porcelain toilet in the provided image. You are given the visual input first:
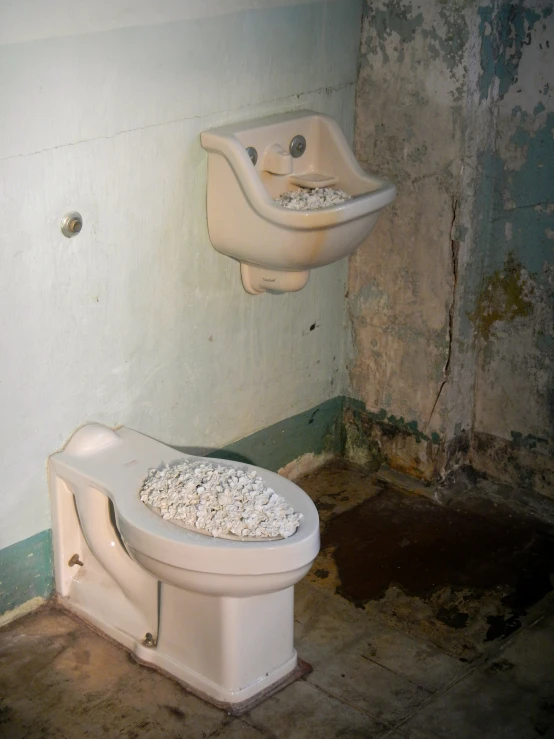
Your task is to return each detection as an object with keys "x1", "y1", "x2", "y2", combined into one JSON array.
[{"x1": 49, "y1": 423, "x2": 319, "y2": 709}]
